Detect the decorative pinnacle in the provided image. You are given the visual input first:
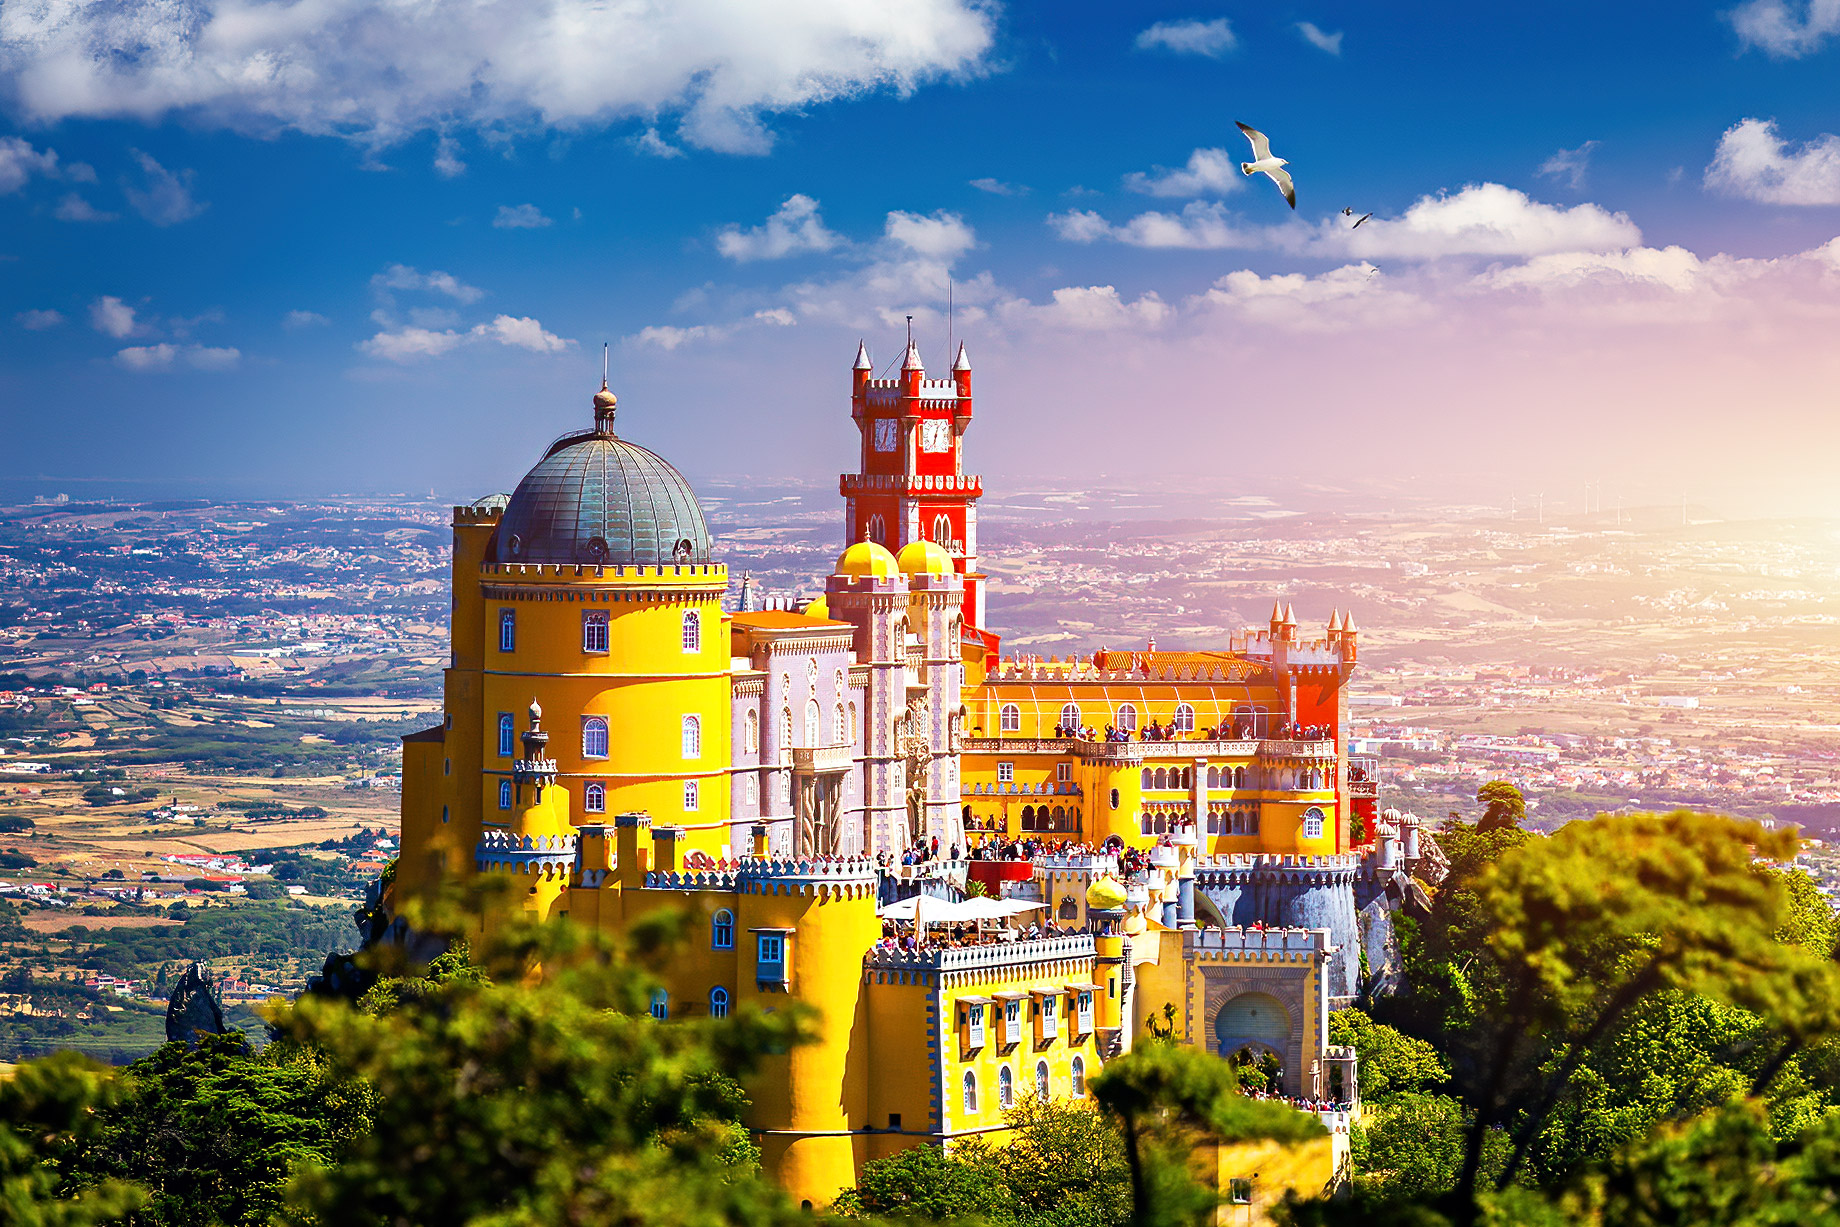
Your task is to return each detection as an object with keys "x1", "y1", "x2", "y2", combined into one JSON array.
[{"x1": 854, "y1": 339, "x2": 872, "y2": 371}]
